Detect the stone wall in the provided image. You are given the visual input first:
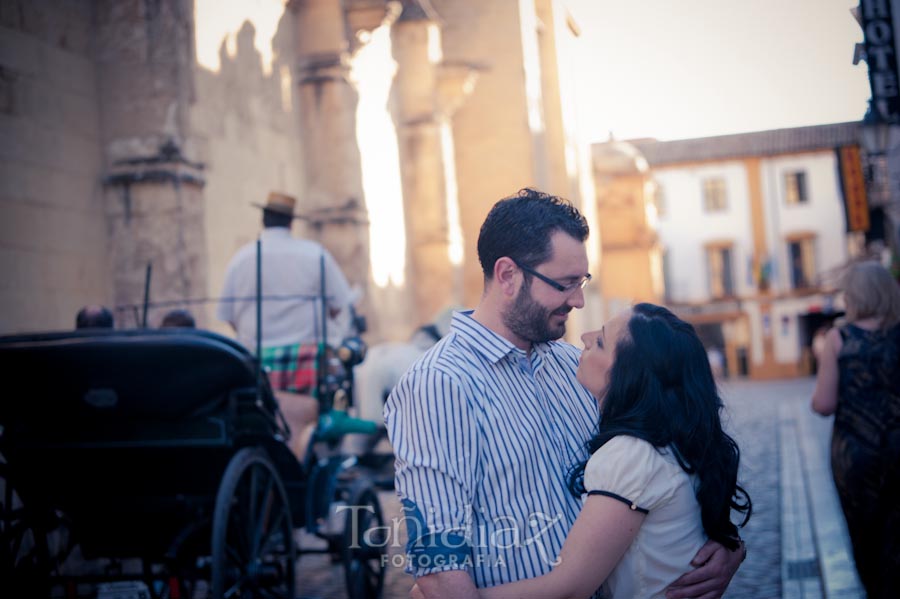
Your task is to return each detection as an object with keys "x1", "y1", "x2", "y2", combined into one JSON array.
[
  {"x1": 96, "y1": 0, "x2": 208, "y2": 329},
  {"x1": 0, "y1": 0, "x2": 594, "y2": 343},
  {"x1": 0, "y1": 1, "x2": 110, "y2": 333}
]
